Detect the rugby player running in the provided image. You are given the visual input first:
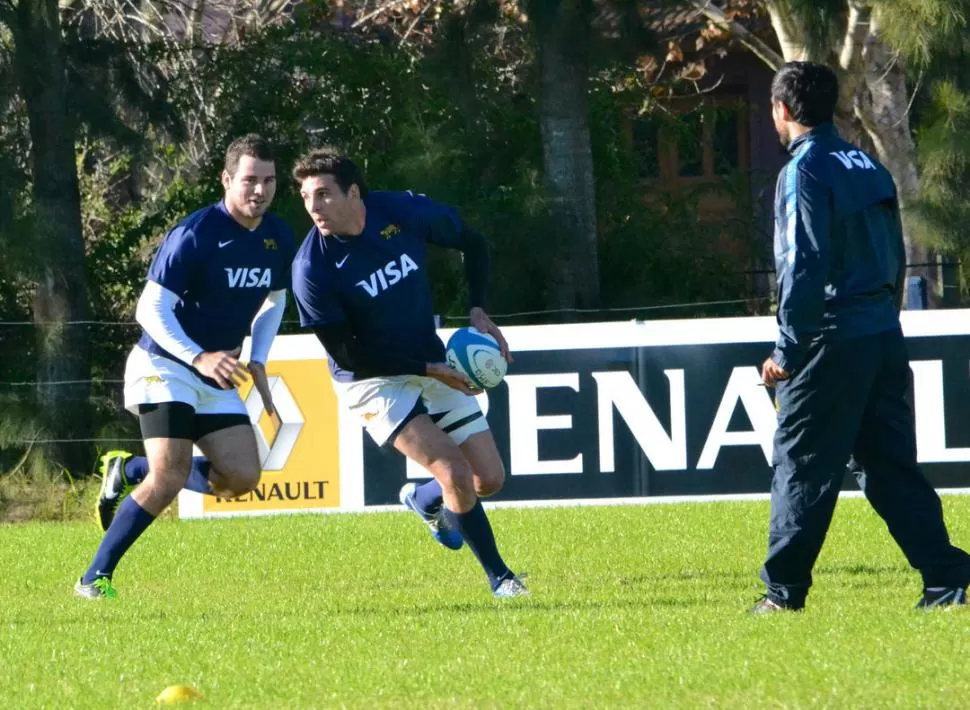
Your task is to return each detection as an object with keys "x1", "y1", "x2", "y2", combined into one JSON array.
[
  {"x1": 290, "y1": 147, "x2": 528, "y2": 598},
  {"x1": 76, "y1": 134, "x2": 296, "y2": 599}
]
